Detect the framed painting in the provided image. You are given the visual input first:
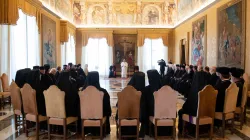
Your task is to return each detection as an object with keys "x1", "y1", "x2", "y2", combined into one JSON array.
[
  {"x1": 191, "y1": 16, "x2": 207, "y2": 66},
  {"x1": 42, "y1": 14, "x2": 56, "y2": 68},
  {"x1": 113, "y1": 34, "x2": 137, "y2": 67},
  {"x1": 217, "y1": 0, "x2": 246, "y2": 68}
]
